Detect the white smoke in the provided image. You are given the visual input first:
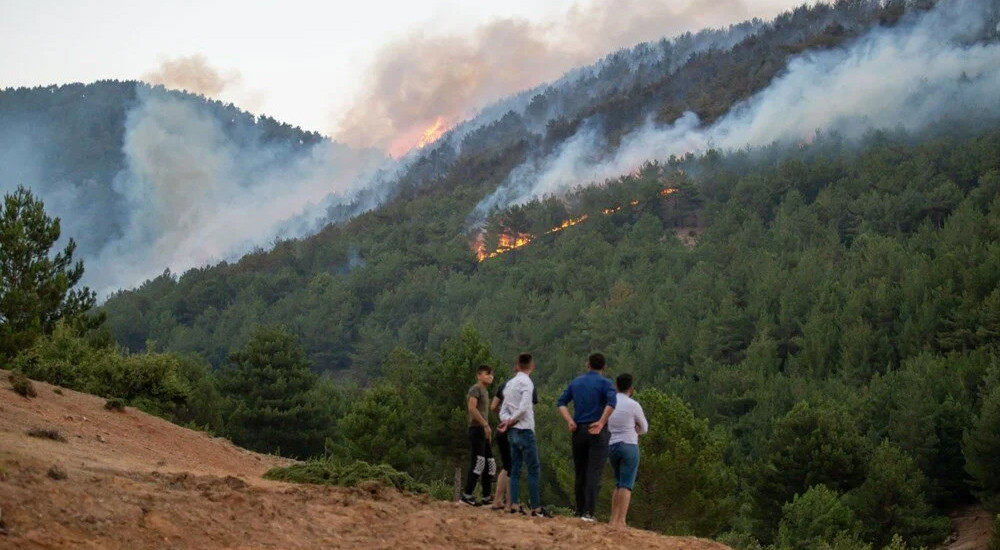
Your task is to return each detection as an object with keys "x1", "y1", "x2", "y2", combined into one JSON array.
[
  {"x1": 474, "y1": 0, "x2": 1000, "y2": 218},
  {"x1": 84, "y1": 89, "x2": 387, "y2": 296}
]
